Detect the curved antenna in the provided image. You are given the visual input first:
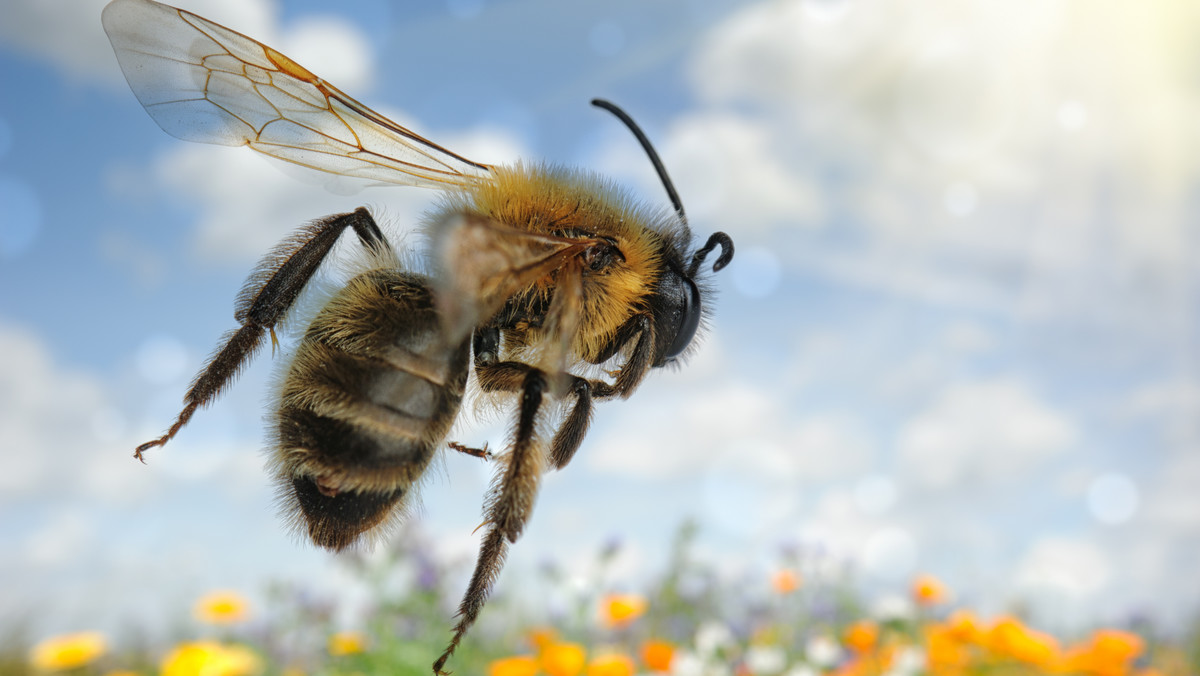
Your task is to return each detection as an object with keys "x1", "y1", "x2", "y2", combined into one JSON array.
[
  {"x1": 687, "y1": 232, "x2": 734, "y2": 277},
  {"x1": 591, "y1": 99, "x2": 686, "y2": 224}
]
